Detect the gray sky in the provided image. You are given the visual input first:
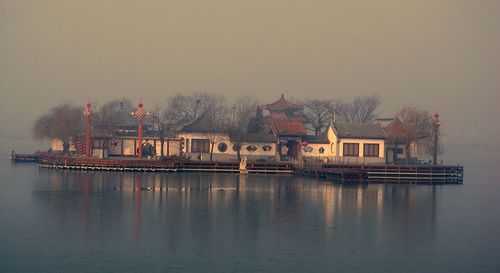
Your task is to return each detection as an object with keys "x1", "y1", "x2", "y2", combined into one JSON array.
[{"x1": 1, "y1": 0, "x2": 499, "y2": 149}]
